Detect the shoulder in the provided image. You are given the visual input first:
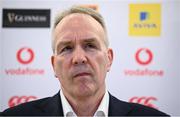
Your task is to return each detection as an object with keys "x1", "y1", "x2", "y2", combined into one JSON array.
[
  {"x1": 127, "y1": 102, "x2": 168, "y2": 116},
  {"x1": 109, "y1": 93, "x2": 169, "y2": 116},
  {"x1": 1, "y1": 92, "x2": 62, "y2": 116},
  {"x1": 1, "y1": 97, "x2": 51, "y2": 116}
]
